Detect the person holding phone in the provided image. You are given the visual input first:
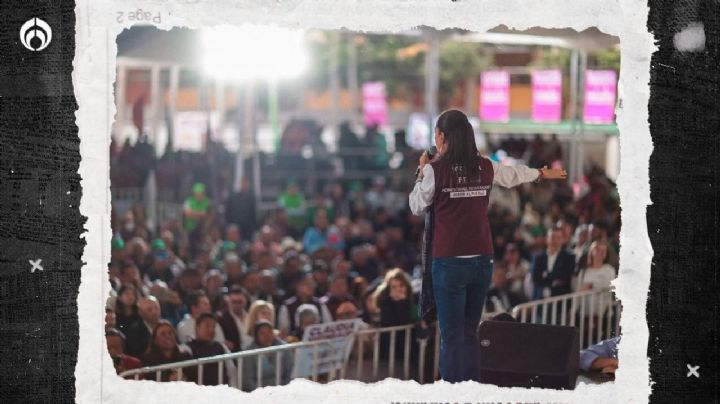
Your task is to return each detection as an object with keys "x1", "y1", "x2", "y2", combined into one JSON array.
[{"x1": 409, "y1": 109, "x2": 567, "y2": 383}]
